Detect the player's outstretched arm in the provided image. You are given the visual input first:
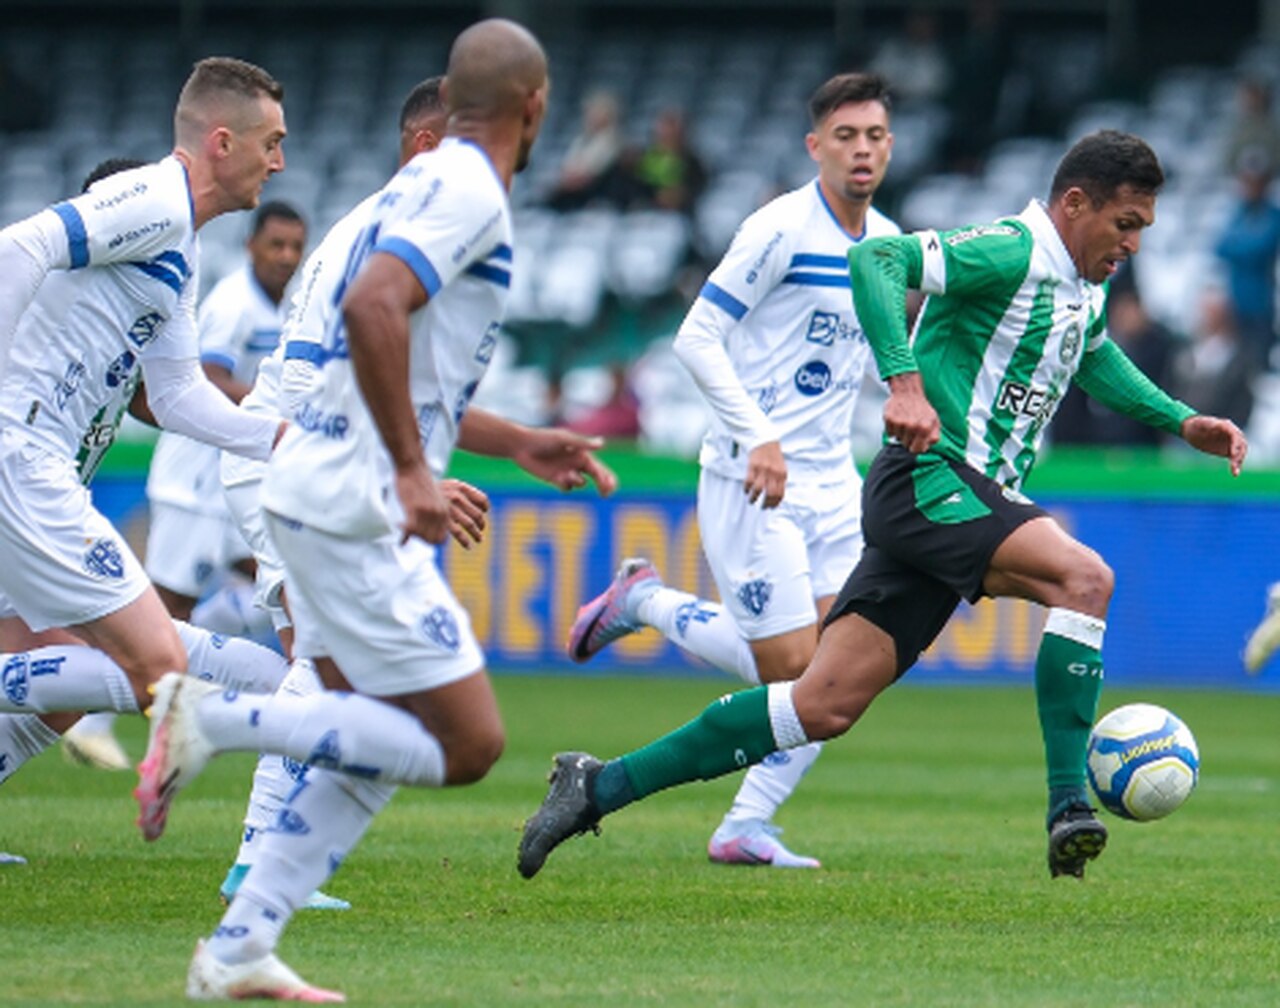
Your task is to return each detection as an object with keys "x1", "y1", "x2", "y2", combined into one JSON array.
[
  {"x1": 1180, "y1": 415, "x2": 1248, "y2": 476},
  {"x1": 458, "y1": 408, "x2": 618, "y2": 496}
]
